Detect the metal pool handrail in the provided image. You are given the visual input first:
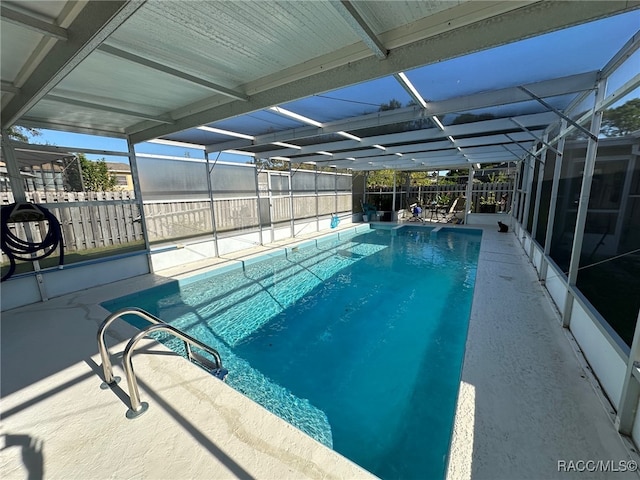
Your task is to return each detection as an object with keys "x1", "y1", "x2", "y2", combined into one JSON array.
[
  {"x1": 123, "y1": 323, "x2": 226, "y2": 418},
  {"x1": 98, "y1": 307, "x2": 166, "y2": 386},
  {"x1": 97, "y1": 307, "x2": 226, "y2": 418}
]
